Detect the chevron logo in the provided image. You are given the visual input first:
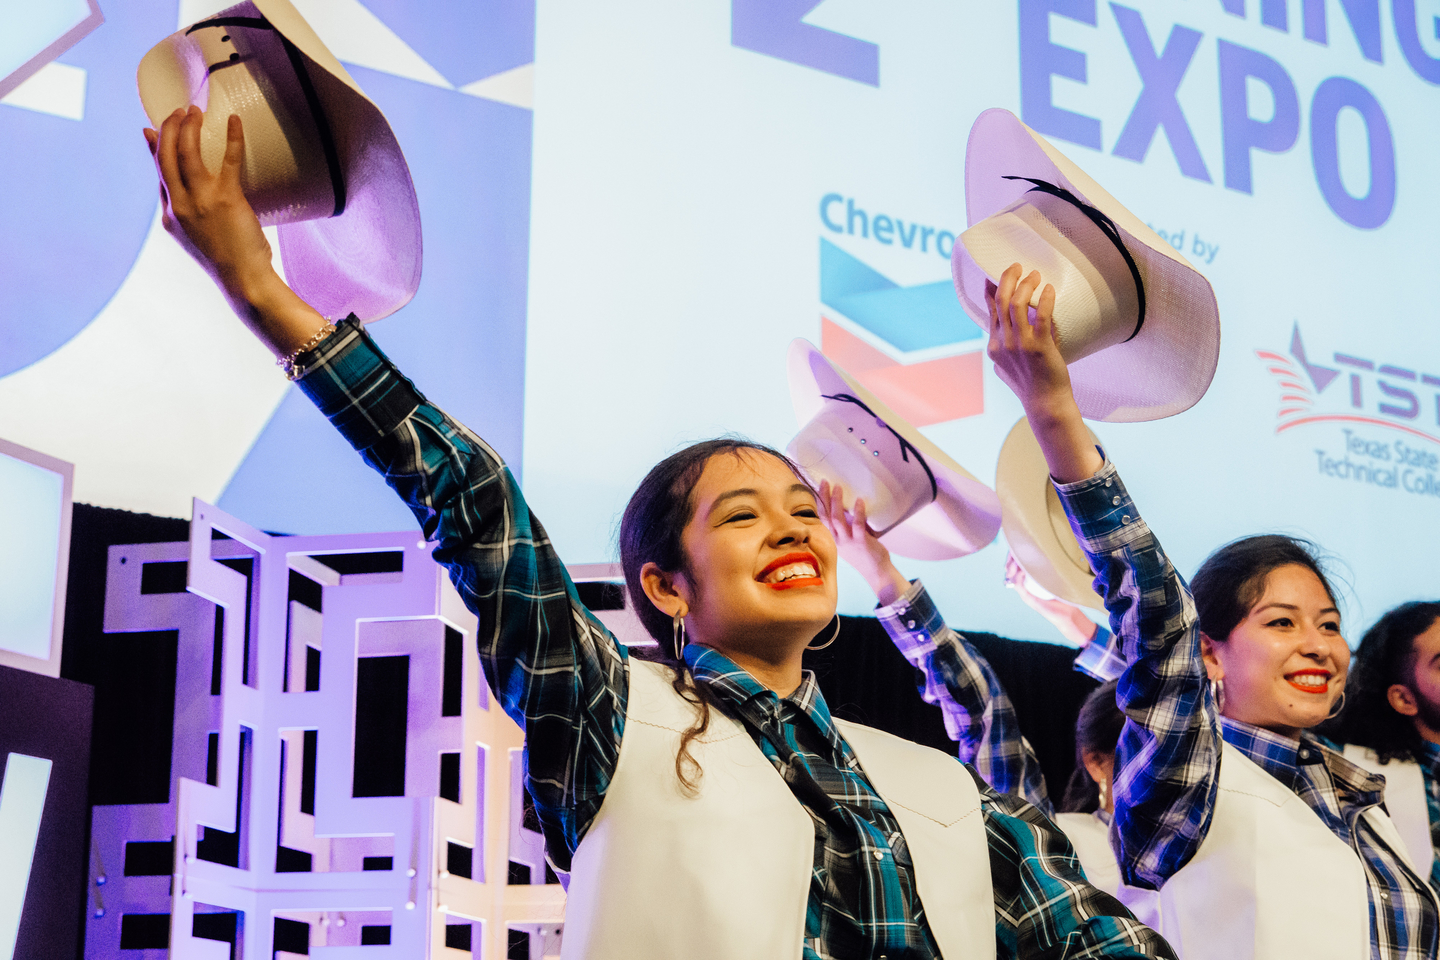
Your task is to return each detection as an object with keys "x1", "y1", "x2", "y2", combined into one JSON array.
[{"x1": 819, "y1": 239, "x2": 985, "y2": 426}]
